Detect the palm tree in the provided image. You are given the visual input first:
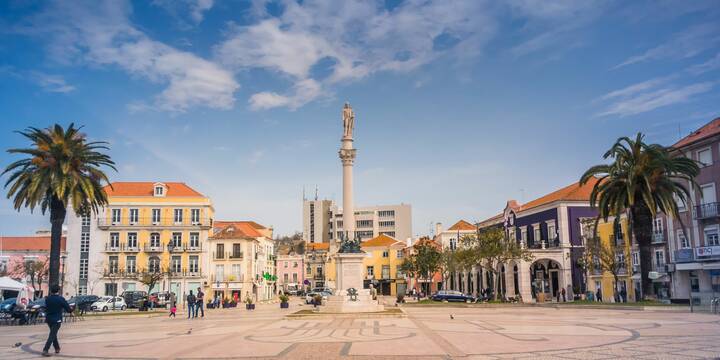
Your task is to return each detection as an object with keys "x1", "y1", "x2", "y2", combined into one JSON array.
[
  {"x1": 580, "y1": 133, "x2": 699, "y2": 299},
  {"x1": 3, "y1": 123, "x2": 115, "y2": 289}
]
